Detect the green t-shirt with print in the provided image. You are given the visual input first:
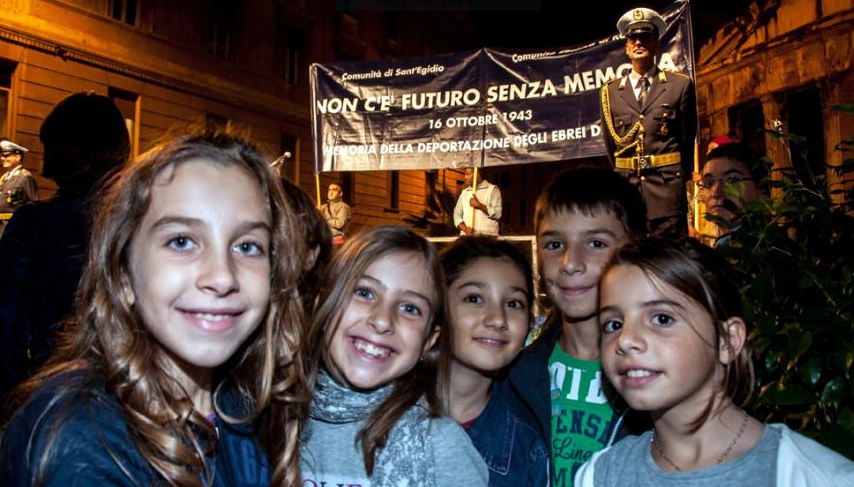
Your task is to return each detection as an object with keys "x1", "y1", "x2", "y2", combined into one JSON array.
[{"x1": 549, "y1": 343, "x2": 615, "y2": 487}]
